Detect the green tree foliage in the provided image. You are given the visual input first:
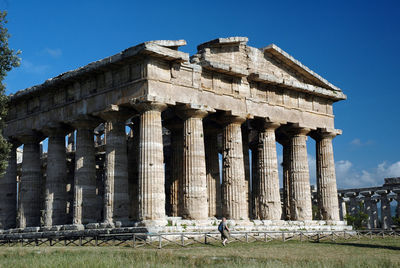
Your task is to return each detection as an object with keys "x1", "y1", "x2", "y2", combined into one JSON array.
[{"x1": 0, "y1": 11, "x2": 20, "y2": 176}]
